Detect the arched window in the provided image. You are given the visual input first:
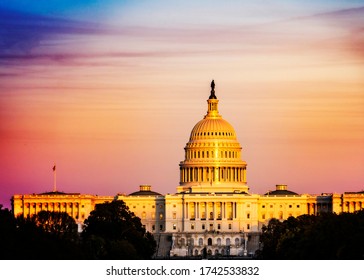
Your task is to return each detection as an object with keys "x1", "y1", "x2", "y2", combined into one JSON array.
[
  {"x1": 217, "y1": 238, "x2": 221, "y2": 246},
  {"x1": 226, "y1": 238, "x2": 231, "y2": 246},
  {"x1": 199, "y1": 238, "x2": 203, "y2": 246},
  {"x1": 235, "y1": 238, "x2": 240, "y2": 246},
  {"x1": 208, "y1": 238, "x2": 212, "y2": 246}
]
